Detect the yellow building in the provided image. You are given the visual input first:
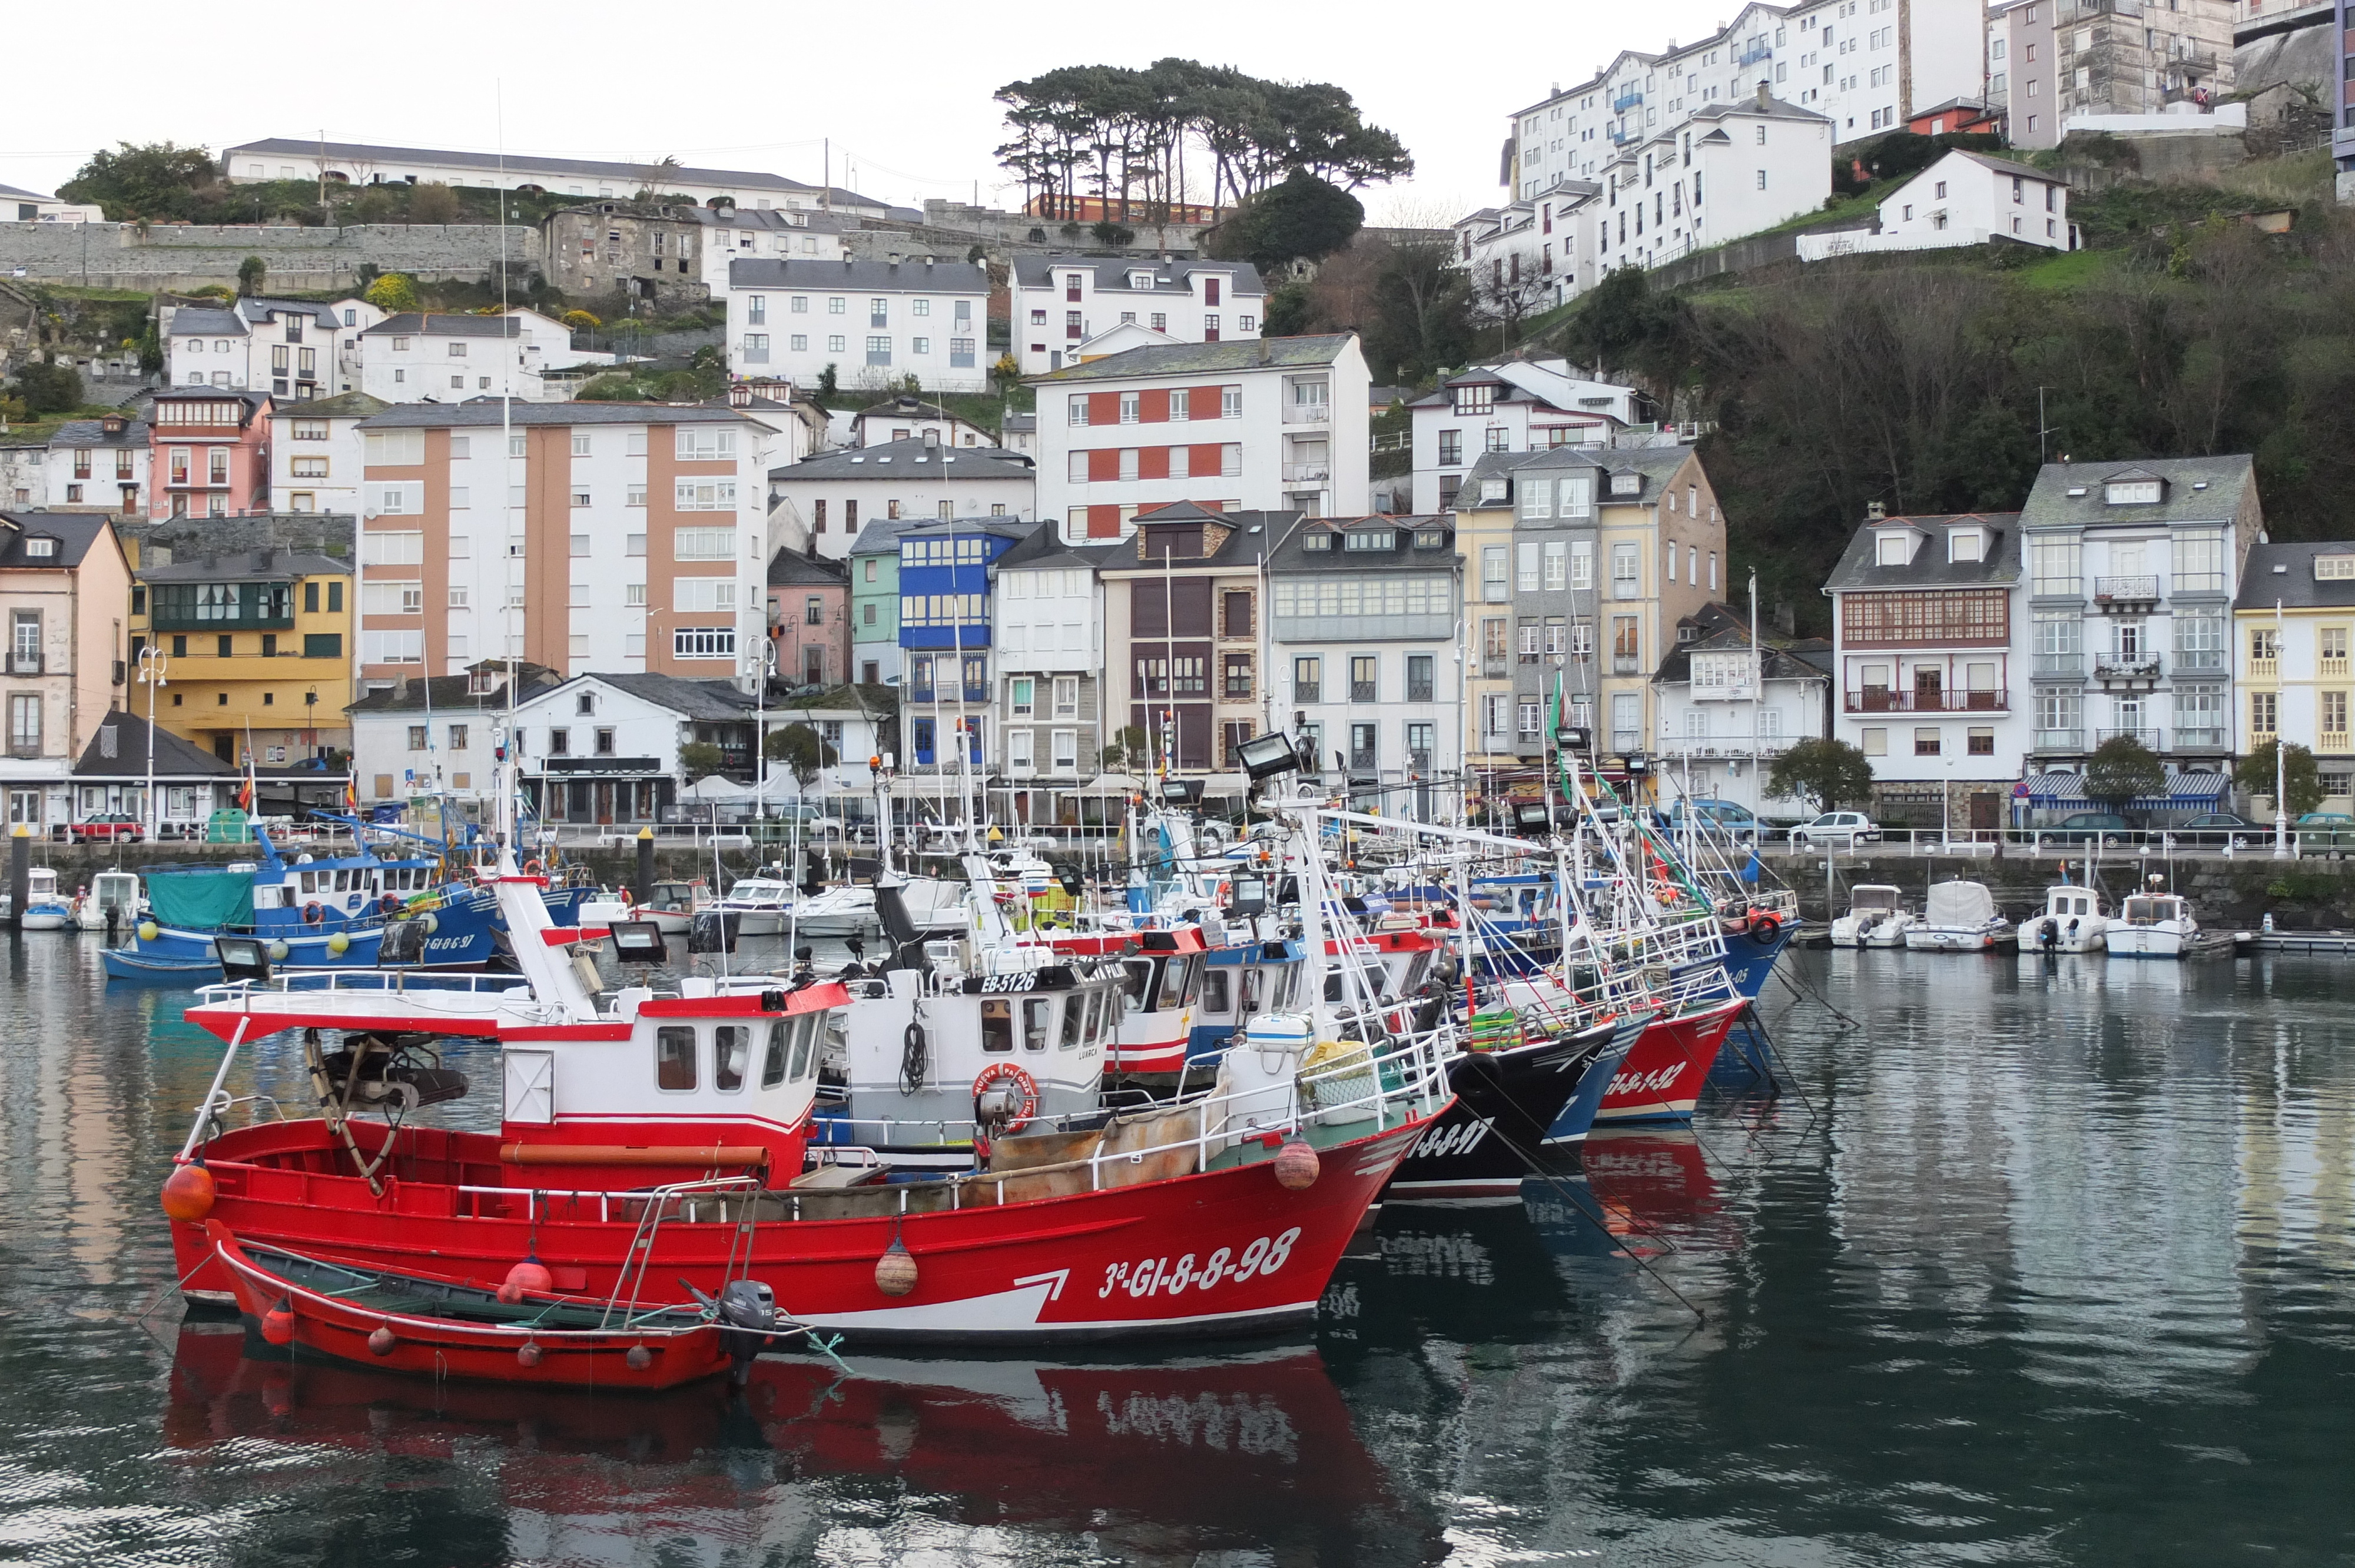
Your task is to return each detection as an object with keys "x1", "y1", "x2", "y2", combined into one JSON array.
[
  {"x1": 2235, "y1": 539, "x2": 2355, "y2": 815},
  {"x1": 128, "y1": 548, "x2": 353, "y2": 766}
]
